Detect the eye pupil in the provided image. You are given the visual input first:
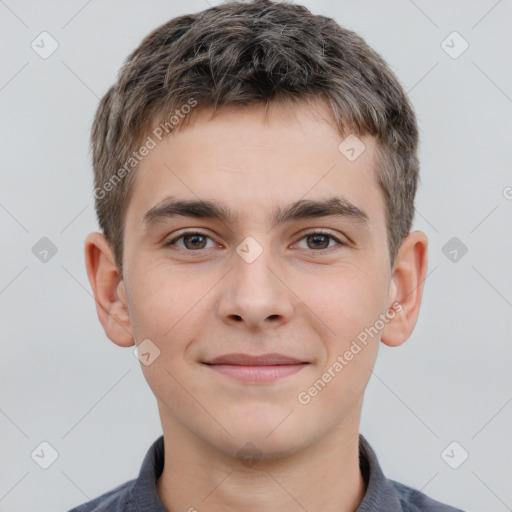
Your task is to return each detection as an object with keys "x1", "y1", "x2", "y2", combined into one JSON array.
[
  {"x1": 308, "y1": 234, "x2": 329, "y2": 250},
  {"x1": 184, "y1": 234, "x2": 207, "y2": 249}
]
